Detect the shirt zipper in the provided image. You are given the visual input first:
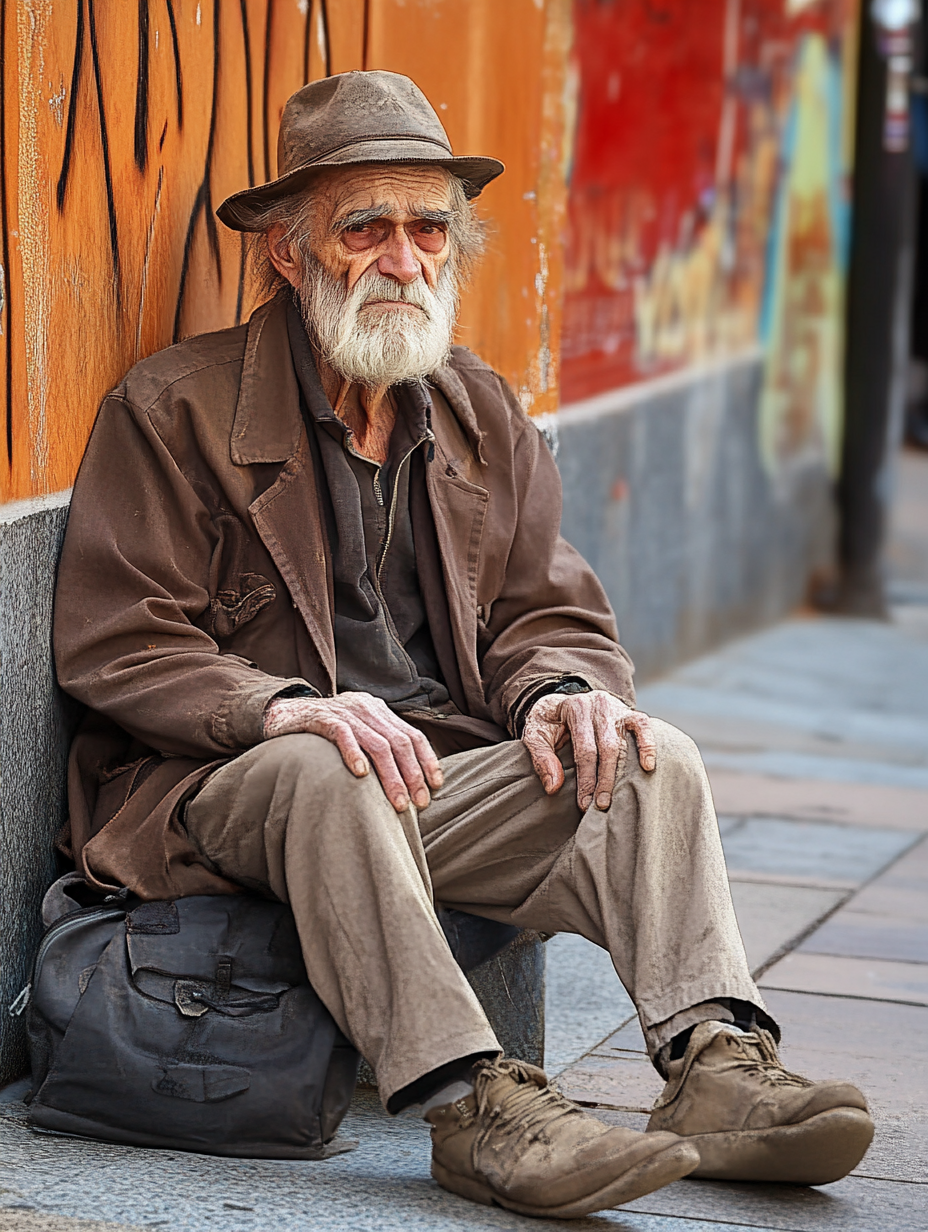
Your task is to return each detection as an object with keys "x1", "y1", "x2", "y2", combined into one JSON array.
[{"x1": 377, "y1": 431, "x2": 434, "y2": 580}]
